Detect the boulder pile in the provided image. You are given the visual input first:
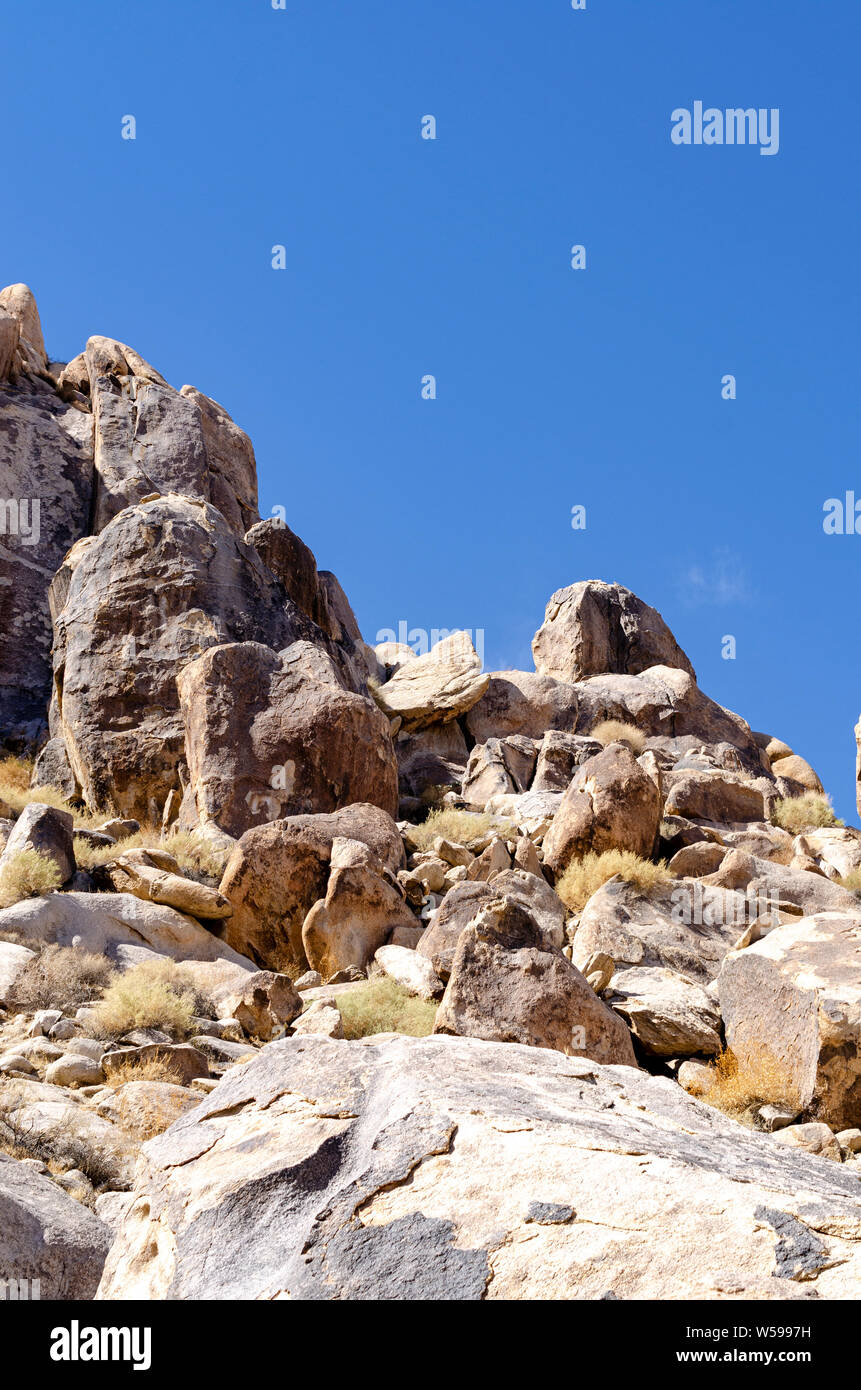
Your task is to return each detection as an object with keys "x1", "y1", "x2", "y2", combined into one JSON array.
[{"x1": 1, "y1": 285, "x2": 861, "y2": 1301}]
